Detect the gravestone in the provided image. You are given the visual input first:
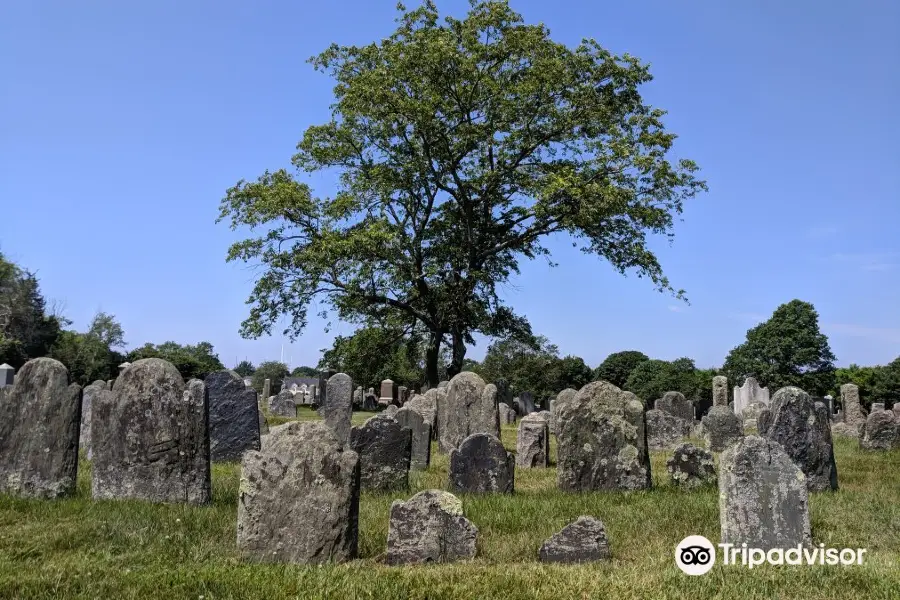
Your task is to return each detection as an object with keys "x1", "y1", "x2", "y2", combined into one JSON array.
[
  {"x1": 398, "y1": 385, "x2": 409, "y2": 405},
  {"x1": 701, "y1": 405, "x2": 744, "y2": 452},
  {"x1": 871, "y1": 402, "x2": 885, "y2": 413},
  {"x1": 363, "y1": 387, "x2": 377, "y2": 410},
  {"x1": 353, "y1": 386, "x2": 363, "y2": 408},
  {"x1": 92, "y1": 358, "x2": 210, "y2": 504},
  {"x1": 117, "y1": 362, "x2": 131, "y2": 374},
  {"x1": 860, "y1": 410, "x2": 898, "y2": 451},
  {"x1": 80, "y1": 379, "x2": 108, "y2": 459},
  {"x1": 0, "y1": 363, "x2": 14, "y2": 387},
  {"x1": 733, "y1": 376, "x2": 770, "y2": 417},
  {"x1": 205, "y1": 370, "x2": 261, "y2": 462},
  {"x1": 498, "y1": 402, "x2": 516, "y2": 425},
  {"x1": 757, "y1": 408, "x2": 773, "y2": 436},
  {"x1": 261, "y1": 379, "x2": 271, "y2": 405},
  {"x1": 449, "y1": 433, "x2": 514, "y2": 494},
  {"x1": 893, "y1": 404, "x2": 900, "y2": 419},
  {"x1": 555, "y1": 381, "x2": 650, "y2": 491},
  {"x1": 741, "y1": 401, "x2": 767, "y2": 433},
  {"x1": 552, "y1": 389, "x2": 577, "y2": 436},
  {"x1": 516, "y1": 414, "x2": 550, "y2": 468},
  {"x1": 764, "y1": 387, "x2": 838, "y2": 491},
  {"x1": 386, "y1": 490, "x2": 478, "y2": 565},
  {"x1": 518, "y1": 391, "x2": 537, "y2": 416},
  {"x1": 0, "y1": 358, "x2": 81, "y2": 499},
  {"x1": 406, "y1": 392, "x2": 438, "y2": 438},
  {"x1": 320, "y1": 373, "x2": 353, "y2": 442},
  {"x1": 654, "y1": 391, "x2": 694, "y2": 422},
  {"x1": 395, "y1": 406, "x2": 432, "y2": 470},
  {"x1": 712, "y1": 375, "x2": 728, "y2": 406},
  {"x1": 645, "y1": 409, "x2": 690, "y2": 451},
  {"x1": 666, "y1": 443, "x2": 716, "y2": 488},
  {"x1": 539, "y1": 516, "x2": 611, "y2": 564},
  {"x1": 840, "y1": 383, "x2": 866, "y2": 432},
  {"x1": 437, "y1": 380, "x2": 449, "y2": 389},
  {"x1": 349, "y1": 416, "x2": 410, "y2": 491},
  {"x1": 268, "y1": 389, "x2": 296, "y2": 418},
  {"x1": 379, "y1": 379, "x2": 396, "y2": 406},
  {"x1": 719, "y1": 436, "x2": 812, "y2": 550},
  {"x1": 237, "y1": 421, "x2": 360, "y2": 564},
  {"x1": 384, "y1": 404, "x2": 398, "y2": 417},
  {"x1": 258, "y1": 410, "x2": 269, "y2": 435},
  {"x1": 439, "y1": 372, "x2": 500, "y2": 453}
]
